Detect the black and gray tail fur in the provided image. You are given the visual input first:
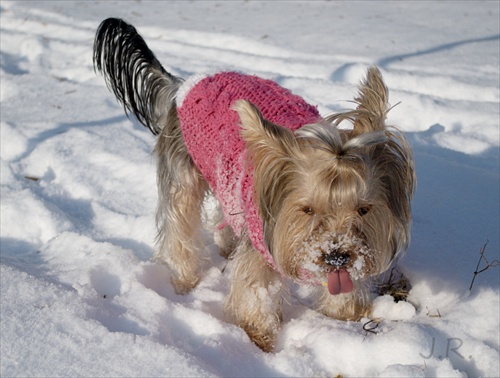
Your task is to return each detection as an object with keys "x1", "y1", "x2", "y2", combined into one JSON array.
[
  {"x1": 94, "y1": 18, "x2": 203, "y2": 275},
  {"x1": 93, "y1": 18, "x2": 183, "y2": 135}
]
